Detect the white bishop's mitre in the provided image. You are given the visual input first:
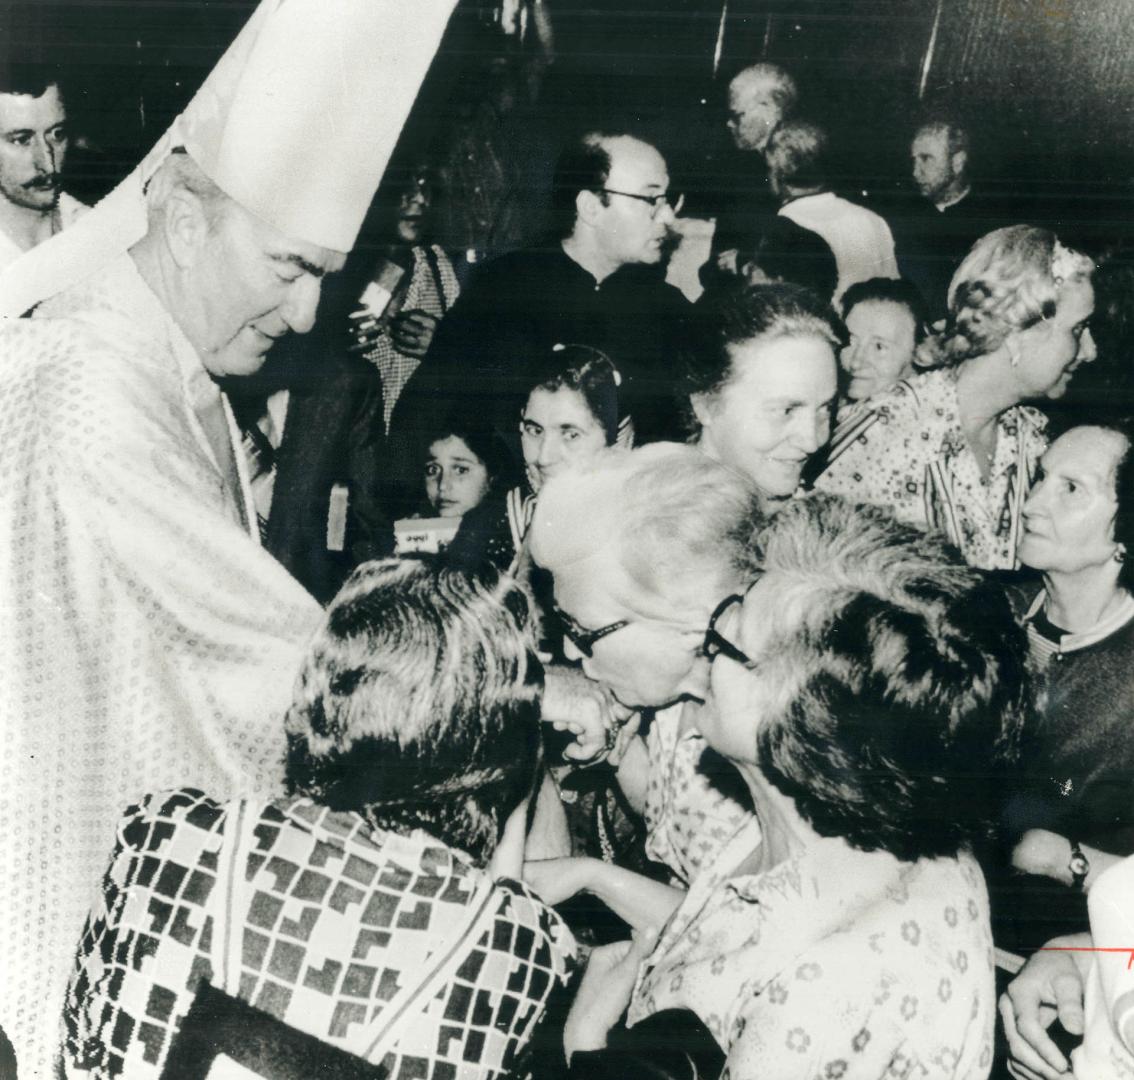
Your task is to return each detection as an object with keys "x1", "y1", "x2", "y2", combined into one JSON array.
[{"x1": 0, "y1": 0, "x2": 457, "y2": 317}]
